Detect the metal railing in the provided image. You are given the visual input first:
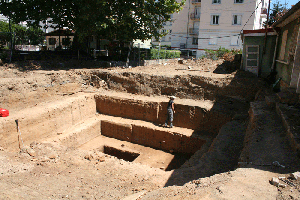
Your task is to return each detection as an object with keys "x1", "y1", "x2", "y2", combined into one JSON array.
[
  {"x1": 191, "y1": 0, "x2": 201, "y2": 3},
  {"x1": 190, "y1": 13, "x2": 200, "y2": 20},
  {"x1": 261, "y1": 8, "x2": 268, "y2": 15},
  {"x1": 189, "y1": 28, "x2": 199, "y2": 35}
]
